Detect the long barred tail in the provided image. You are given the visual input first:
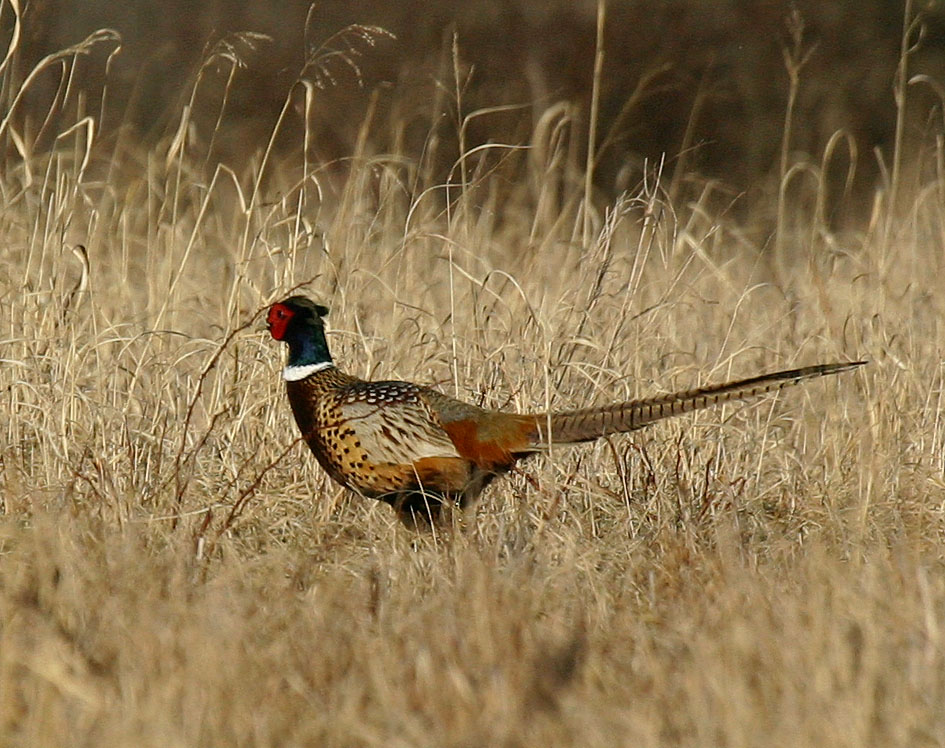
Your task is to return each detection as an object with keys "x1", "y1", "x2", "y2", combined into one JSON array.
[{"x1": 532, "y1": 361, "x2": 866, "y2": 446}]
